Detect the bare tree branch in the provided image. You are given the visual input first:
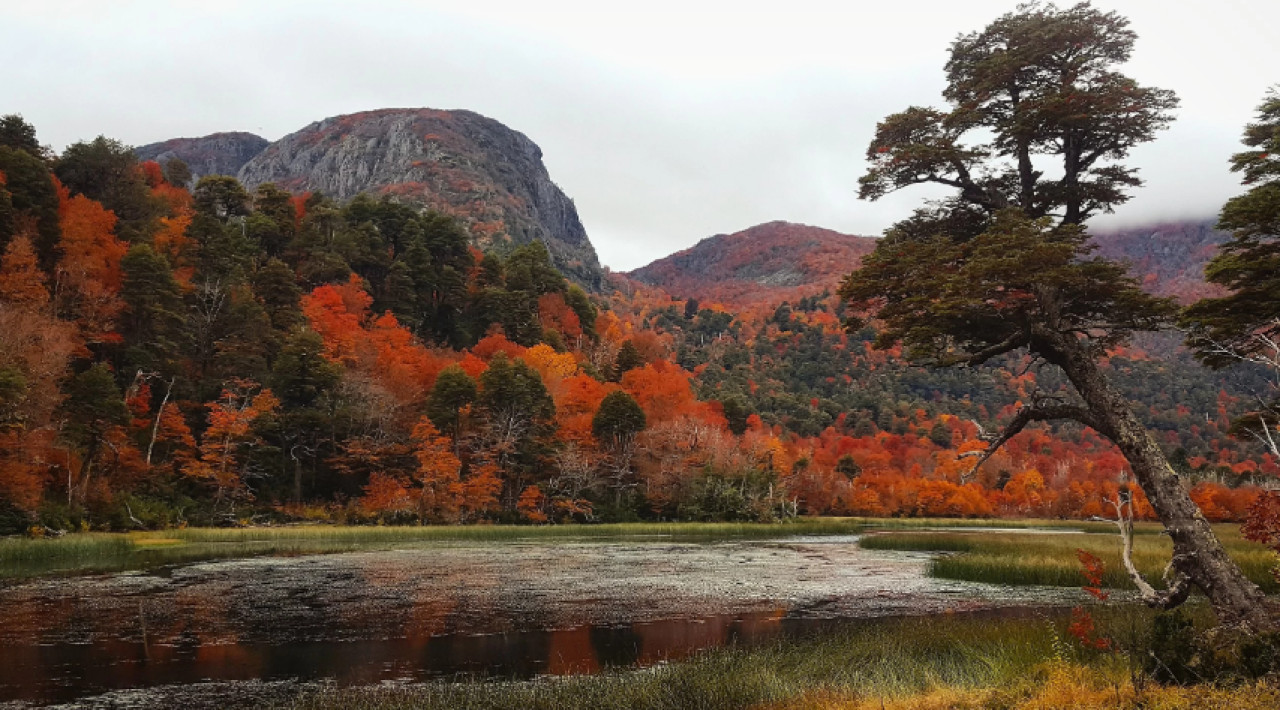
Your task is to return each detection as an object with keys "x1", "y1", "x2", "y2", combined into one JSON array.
[
  {"x1": 960, "y1": 402, "x2": 1111, "y2": 482},
  {"x1": 1110, "y1": 490, "x2": 1192, "y2": 610}
]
